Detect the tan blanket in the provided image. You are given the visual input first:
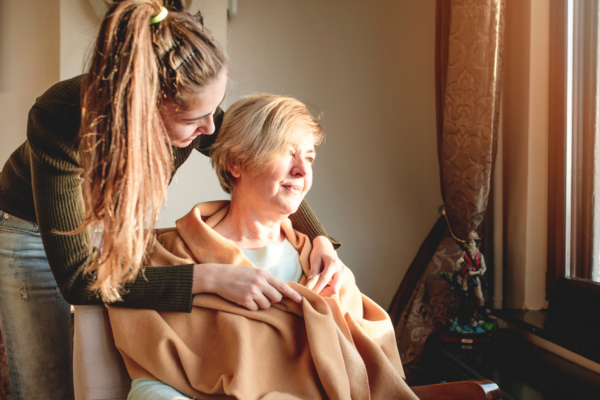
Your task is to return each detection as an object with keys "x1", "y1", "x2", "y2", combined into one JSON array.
[{"x1": 108, "y1": 201, "x2": 418, "y2": 400}]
